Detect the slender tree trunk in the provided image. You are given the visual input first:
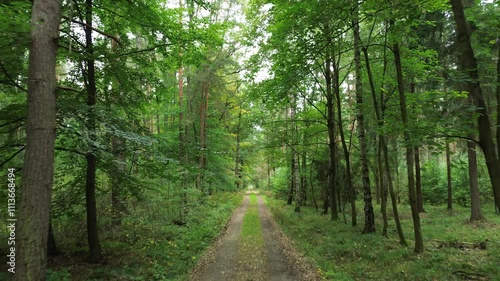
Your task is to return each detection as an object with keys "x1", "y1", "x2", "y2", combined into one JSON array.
[
  {"x1": 289, "y1": 94, "x2": 301, "y2": 212},
  {"x1": 326, "y1": 58, "x2": 338, "y2": 220},
  {"x1": 394, "y1": 41, "x2": 424, "y2": 253},
  {"x1": 446, "y1": 140, "x2": 453, "y2": 210},
  {"x1": 468, "y1": 137, "x2": 485, "y2": 221},
  {"x1": 111, "y1": 136, "x2": 126, "y2": 226},
  {"x1": 310, "y1": 161, "x2": 318, "y2": 210},
  {"x1": 110, "y1": 37, "x2": 125, "y2": 226},
  {"x1": 379, "y1": 138, "x2": 388, "y2": 237},
  {"x1": 47, "y1": 220, "x2": 59, "y2": 256},
  {"x1": 235, "y1": 109, "x2": 243, "y2": 188},
  {"x1": 197, "y1": 80, "x2": 209, "y2": 191},
  {"x1": 334, "y1": 65, "x2": 357, "y2": 226},
  {"x1": 85, "y1": 0, "x2": 102, "y2": 262},
  {"x1": 13, "y1": 1, "x2": 61, "y2": 279},
  {"x1": 363, "y1": 41, "x2": 404, "y2": 242},
  {"x1": 301, "y1": 141, "x2": 308, "y2": 203},
  {"x1": 450, "y1": 0, "x2": 500, "y2": 212},
  {"x1": 353, "y1": 7, "x2": 375, "y2": 233},
  {"x1": 415, "y1": 147, "x2": 425, "y2": 212},
  {"x1": 383, "y1": 137, "x2": 407, "y2": 245}
]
